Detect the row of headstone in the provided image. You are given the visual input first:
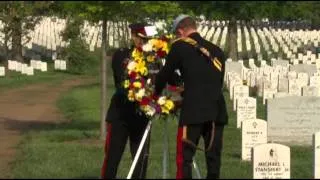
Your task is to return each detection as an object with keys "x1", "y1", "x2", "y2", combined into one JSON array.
[
  {"x1": 30, "y1": 60, "x2": 47, "y2": 72},
  {"x1": 200, "y1": 25, "x2": 227, "y2": 50},
  {"x1": 54, "y1": 60, "x2": 67, "y2": 70},
  {"x1": 237, "y1": 24, "x2": 319, "y2": 62},
  {"x1": 7, "y1": 60, "x2": 34, "y2": 76},
  {"x1": 240, "y1": 111, "x2": 320, "y2": 178},
  {"x1": 238, "y1": 103, "x2": 320, "y2": 178}
]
